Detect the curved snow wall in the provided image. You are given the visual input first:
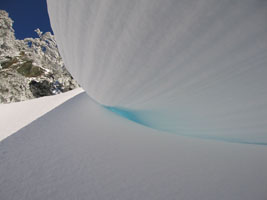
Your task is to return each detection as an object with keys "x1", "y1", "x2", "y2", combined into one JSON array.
[{"x1": 47, "y1": 0, "x2": 267, "y2": 145}]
